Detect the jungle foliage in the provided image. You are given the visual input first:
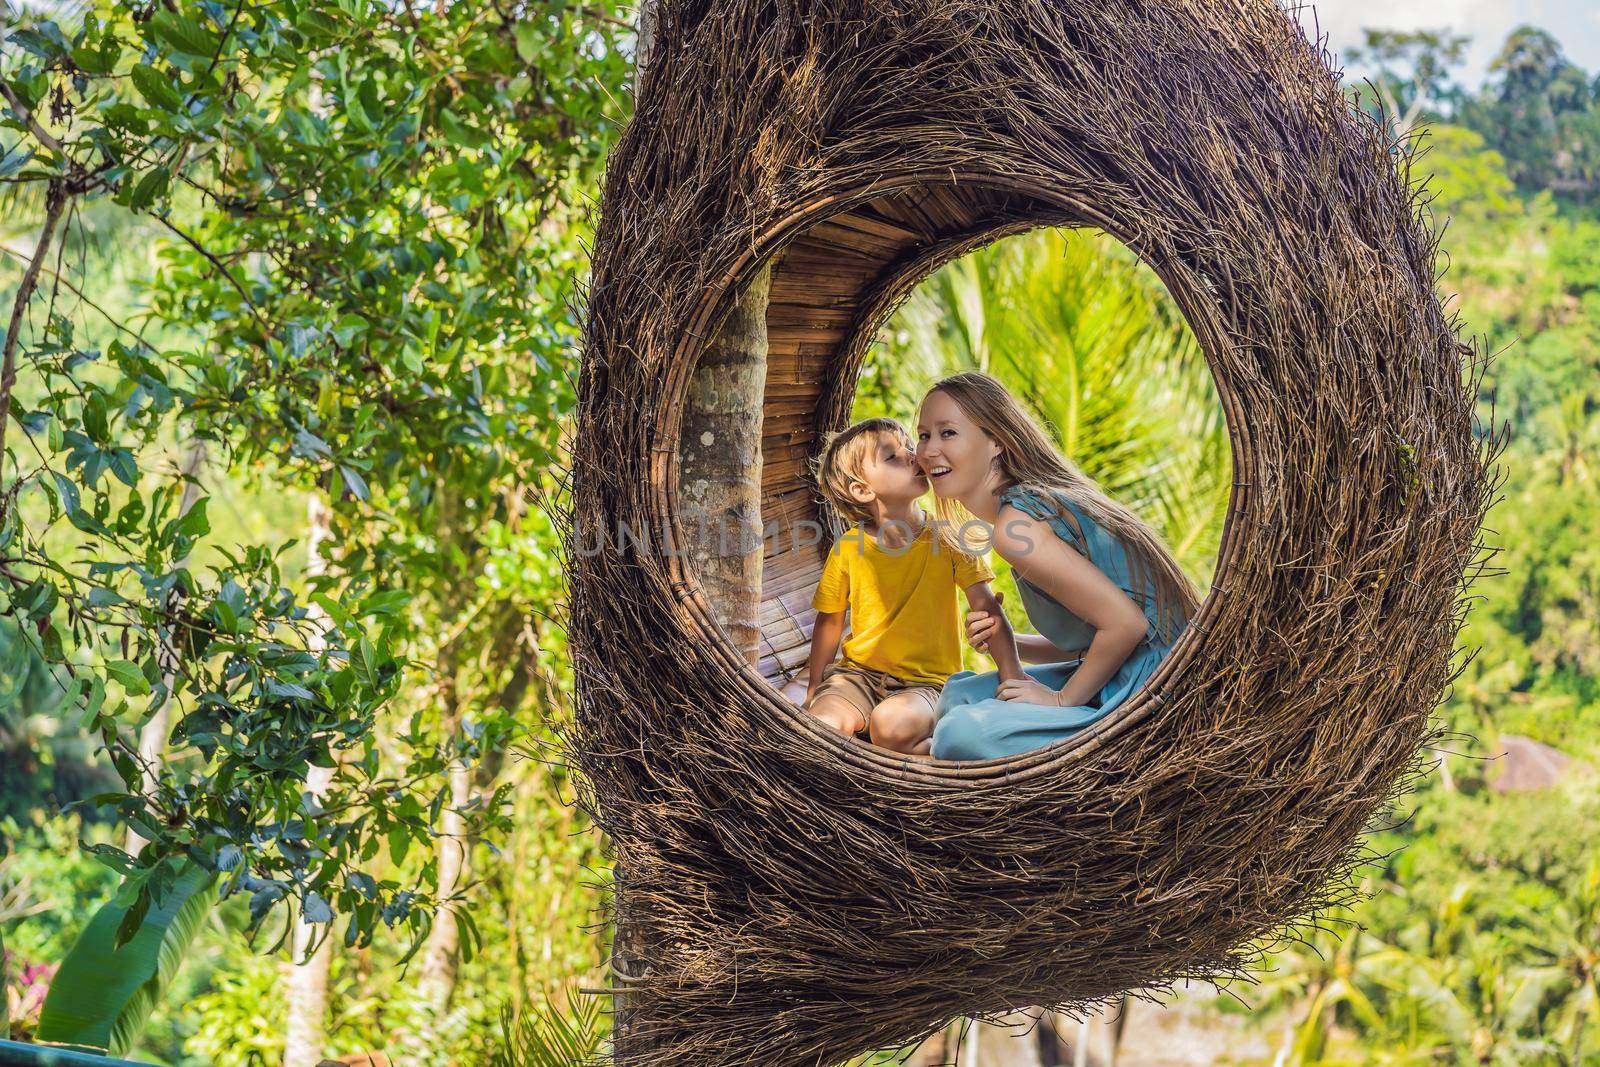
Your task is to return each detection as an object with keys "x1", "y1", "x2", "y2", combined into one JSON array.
[{"x1": 1, "y1": 8, "x2": 1597, "y2": 1065}]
